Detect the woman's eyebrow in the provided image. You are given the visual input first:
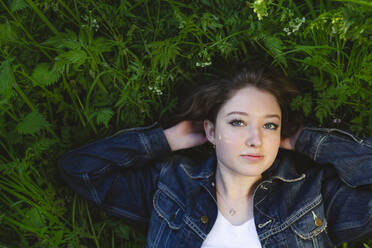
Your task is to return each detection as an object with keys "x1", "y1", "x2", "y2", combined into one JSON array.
[
  {"x1": 266, "y1": 114, "x2": 281, "y2": 120},
  {"x1": 226, "y1": 111, "x2": 248, "y2": 117},
  {"x1": 226, "y1": 111, "x2": 281, "y2": 120}
]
